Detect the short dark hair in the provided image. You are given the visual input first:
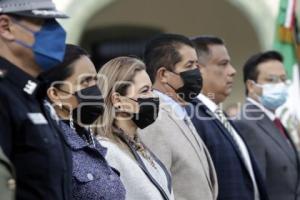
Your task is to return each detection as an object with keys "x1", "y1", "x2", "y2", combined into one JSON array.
[
  {"x1": 191, "y1": 36, "x2": 224, "y2": 63},
  {"x1": 243, "y1": 50, "x2": 283, "y2": 95},
  {"x1": 143, "y1": 33, "x2": 195, "y2": 82},
  {"x1": 39, "y1": 44, "x2": 89, "y2": 88}
]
